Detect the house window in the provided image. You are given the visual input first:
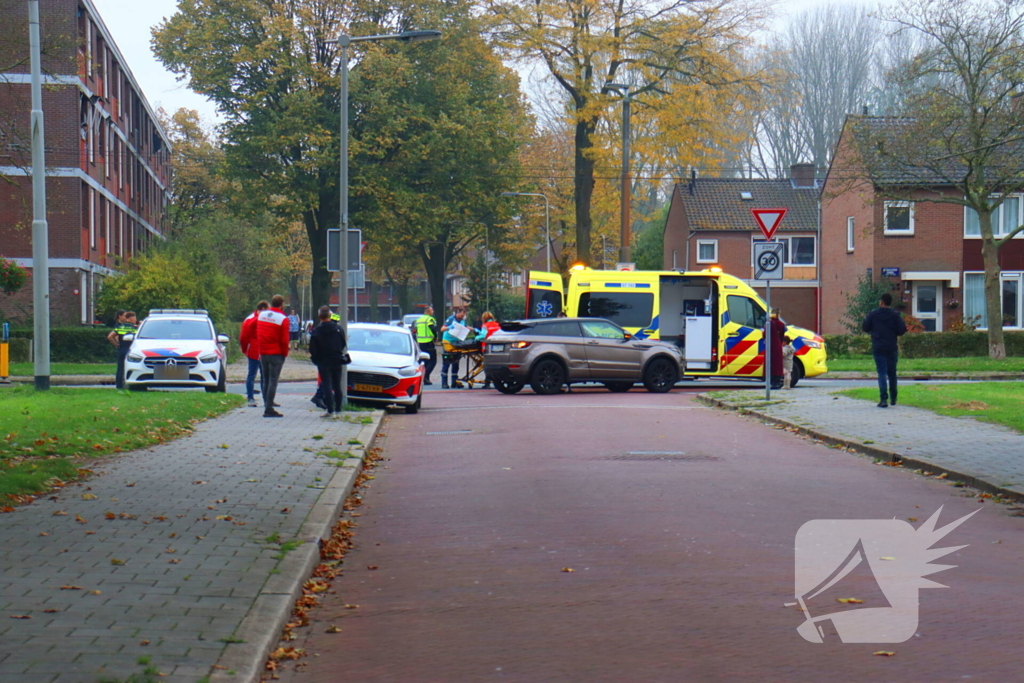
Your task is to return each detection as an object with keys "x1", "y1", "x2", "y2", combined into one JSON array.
[
  {"x1": 964, "y1": 196, "x2": 1023, "y2": 238},
  {"x1": 847, "y1": 217, "x2": 855, "y2": 252},
  {"x1": 696, "y1": 239, "x2": 718, "y2": 264},
  {"x1": 89, "y1": 189, "x2": 95, "y2": 248},
  {"x1": 964, "y1": 272, "x2": 1024, "y2": 329},
  {"x1": 752, "y1": 236, "x2": 816, "y2": 267},
  {"x1": 884, "y1": 201, "x2": 914, "y2": 235}
]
